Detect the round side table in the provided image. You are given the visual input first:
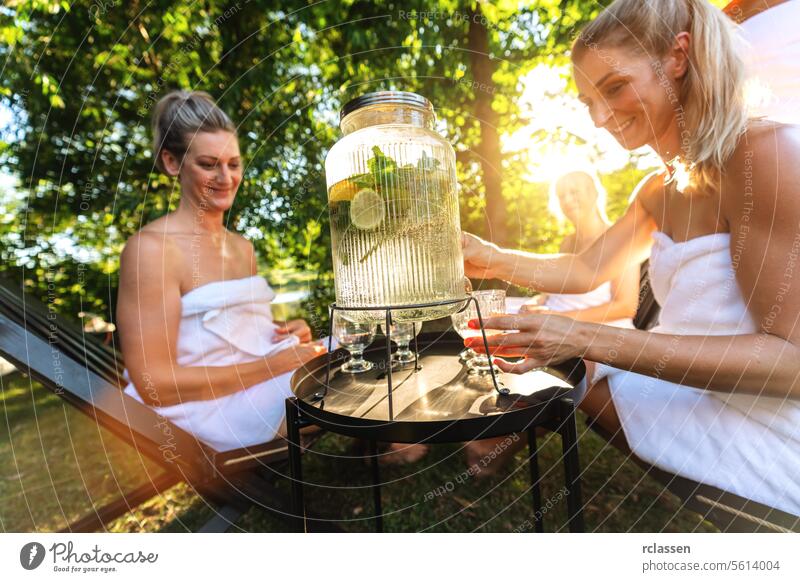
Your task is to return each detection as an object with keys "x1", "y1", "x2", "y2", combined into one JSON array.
[{"x1": 287, "y1": 332, "x2": 586, "y2": 532}]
